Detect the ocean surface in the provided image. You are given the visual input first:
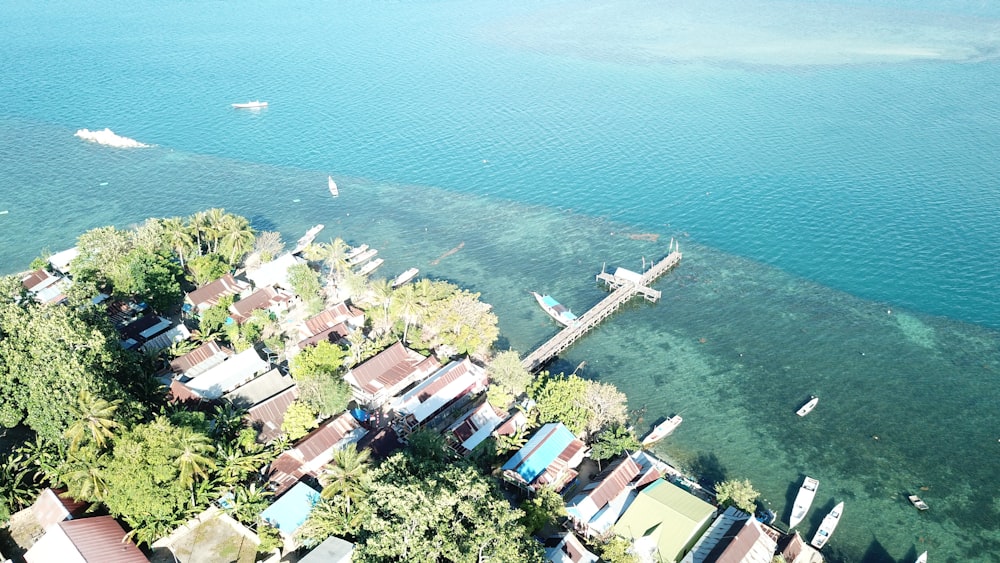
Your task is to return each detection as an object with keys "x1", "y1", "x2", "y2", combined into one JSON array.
[{"x1": 2, "y1": 1, "x2": 999, "y2": 561}]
